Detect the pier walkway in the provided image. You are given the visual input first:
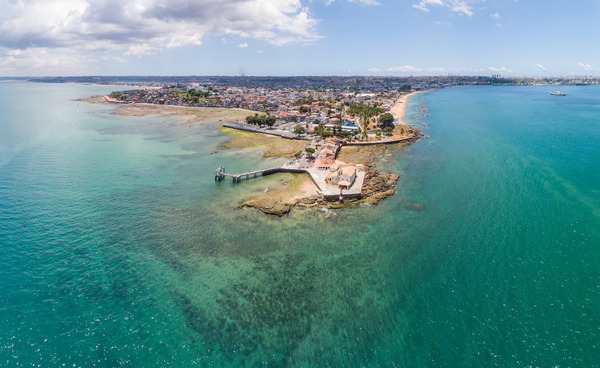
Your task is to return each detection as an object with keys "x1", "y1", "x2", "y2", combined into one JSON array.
[
  {"x1": 215, "y1": 165, "x2": 306, "y2": 183},
  {"x1": 215, "y1": 162, "x2": 365, "y2": 200}
]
